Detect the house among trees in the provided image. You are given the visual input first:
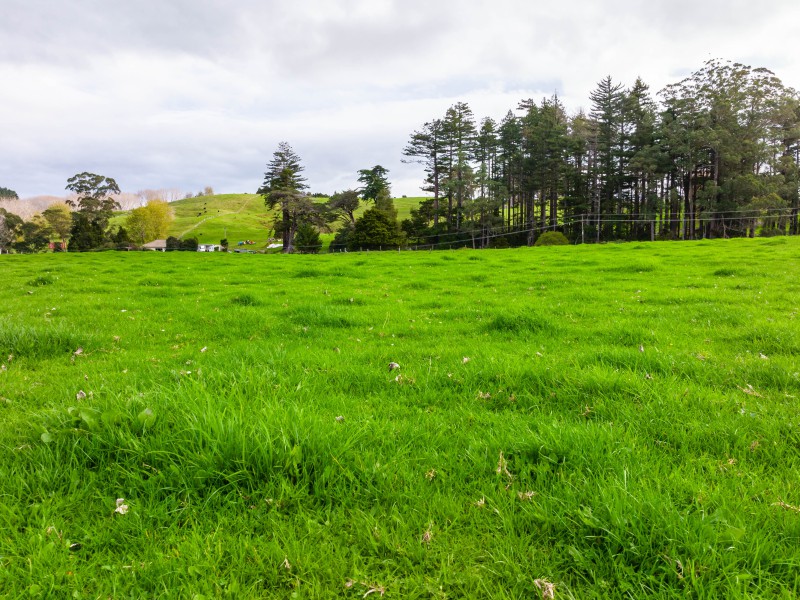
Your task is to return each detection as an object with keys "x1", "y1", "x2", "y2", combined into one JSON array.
[
  {"x1": 197, "y1": 243, "x2": 221, "y2": 252},
  {"x1": 142, "y1": 239, "x2": 167, "y2": 251}
]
